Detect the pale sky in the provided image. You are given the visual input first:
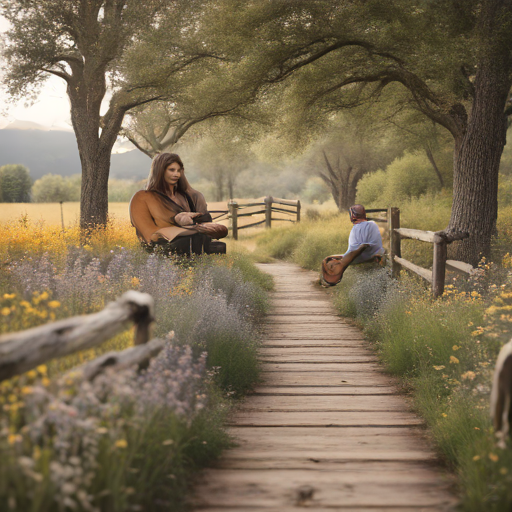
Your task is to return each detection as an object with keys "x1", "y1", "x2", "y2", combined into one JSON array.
[{"x1": 0, "y1": 16, "x2": 133, "y2": 152}]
